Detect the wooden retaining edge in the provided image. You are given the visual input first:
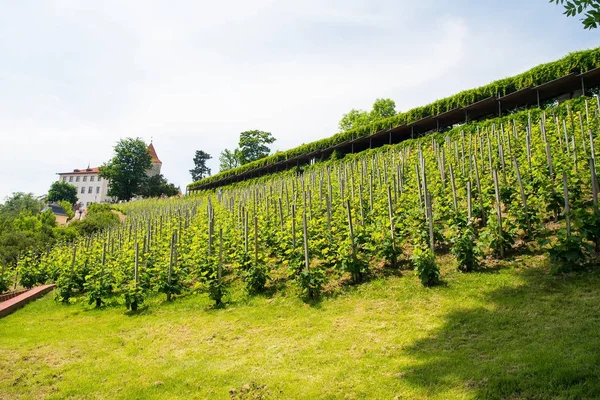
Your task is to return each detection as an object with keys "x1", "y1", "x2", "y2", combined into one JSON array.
[{"x1": 0, "y1": 284, "x2": 56, "y2": 319}]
